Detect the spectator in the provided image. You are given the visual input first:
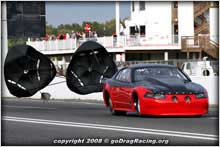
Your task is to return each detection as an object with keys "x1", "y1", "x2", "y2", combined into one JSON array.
[
  {"x1": 93, "y1": 31, "x2": 98, "y2": 38},
  {"x1": 63, "y1": 33, "x2": 67, "y2": 40},
  {"x1": 82, "y1": 32, "x2": 86, "y2": 40},
  {"x1": 66, "y1": 32, "x2": 70, "y2": 39},
  {"x1": 59, "y1": 33, "x2": 64, "y2": 40},
  {"x1": 76, "y1": 32, "x2": 82, "y2": 40},
  {"x1": 57, "y1": 33, "x2": 61, "y2": 40},
  {"x1": 89, "y1": 31, "x2": 93, "y2": 38},
  {"x1": 113, "y1": 33, "x2": 117, "y2": 47},
  {"x1": 44, "y1": 34, "x2": 50, "y2": 41},
  {"x1": 84, "y1": 23, "x2": 91, "y2": 38},
  {"x1": 51, "y1": 34, "x2": 56, "y2": 40},
  {"x1": 70, "y1": 31, "x2": 76, "y2": 39},
  {"x1": 120, "y1": 24, "x2": 125, "y2": 36}
]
